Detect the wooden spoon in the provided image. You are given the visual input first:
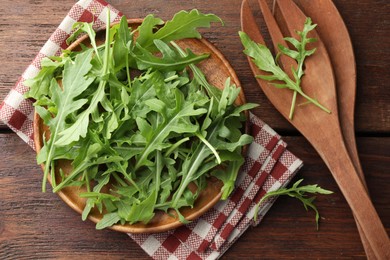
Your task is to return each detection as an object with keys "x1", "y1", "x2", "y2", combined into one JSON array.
[
  {"x1": 291, "y1": 0, "x2": 373, "y2": 257},
  {"x1": 241, "y1": 0, "x2": 390, "y2": 258}
]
